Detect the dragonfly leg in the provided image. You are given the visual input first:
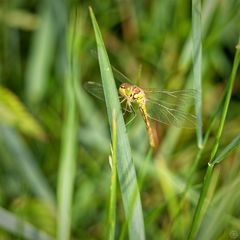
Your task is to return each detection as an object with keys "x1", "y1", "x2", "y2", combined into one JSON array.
[
  {"x1": 126, "y1": 105, "x2": 136, "y2": 126},
  {"x1": 123, "y1": 101, "x2": 132, "y2": 116},
  {"x1": 120, "y1": 98, "x2": 125, "y2": 104}
]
